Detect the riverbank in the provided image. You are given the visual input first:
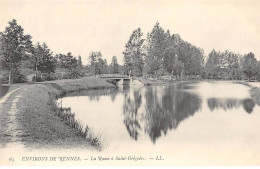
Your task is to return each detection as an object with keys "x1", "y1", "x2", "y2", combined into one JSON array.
[
  {"x1": 135, "y1": 77, "x2": 202, "y2": 86},
  {"x1": 1, "y1": 77, "x2": 260, "y2": 150},
  {"x1": 137, "y1": 78, "x2": 260, "y2": 106},
  {"x1": 232, "y1": 80, "x2": 260, "y2": 106},
  {"x1": 250, "y1": 87, "x2": 260, "y2": 106},
  {"x1": 135, "y1": 77, "x2": 177, "y2": 85},
  {"x1": 0, "y1": 77, "x2": 114, "y2": 150}
]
